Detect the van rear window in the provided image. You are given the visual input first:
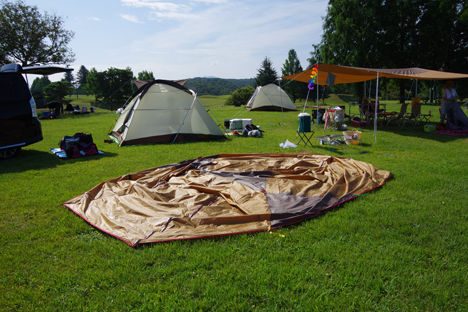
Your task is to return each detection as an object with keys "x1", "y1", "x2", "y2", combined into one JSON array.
[{"x1": 0, "y1": 73, "x2": 32, "y2": 118}]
